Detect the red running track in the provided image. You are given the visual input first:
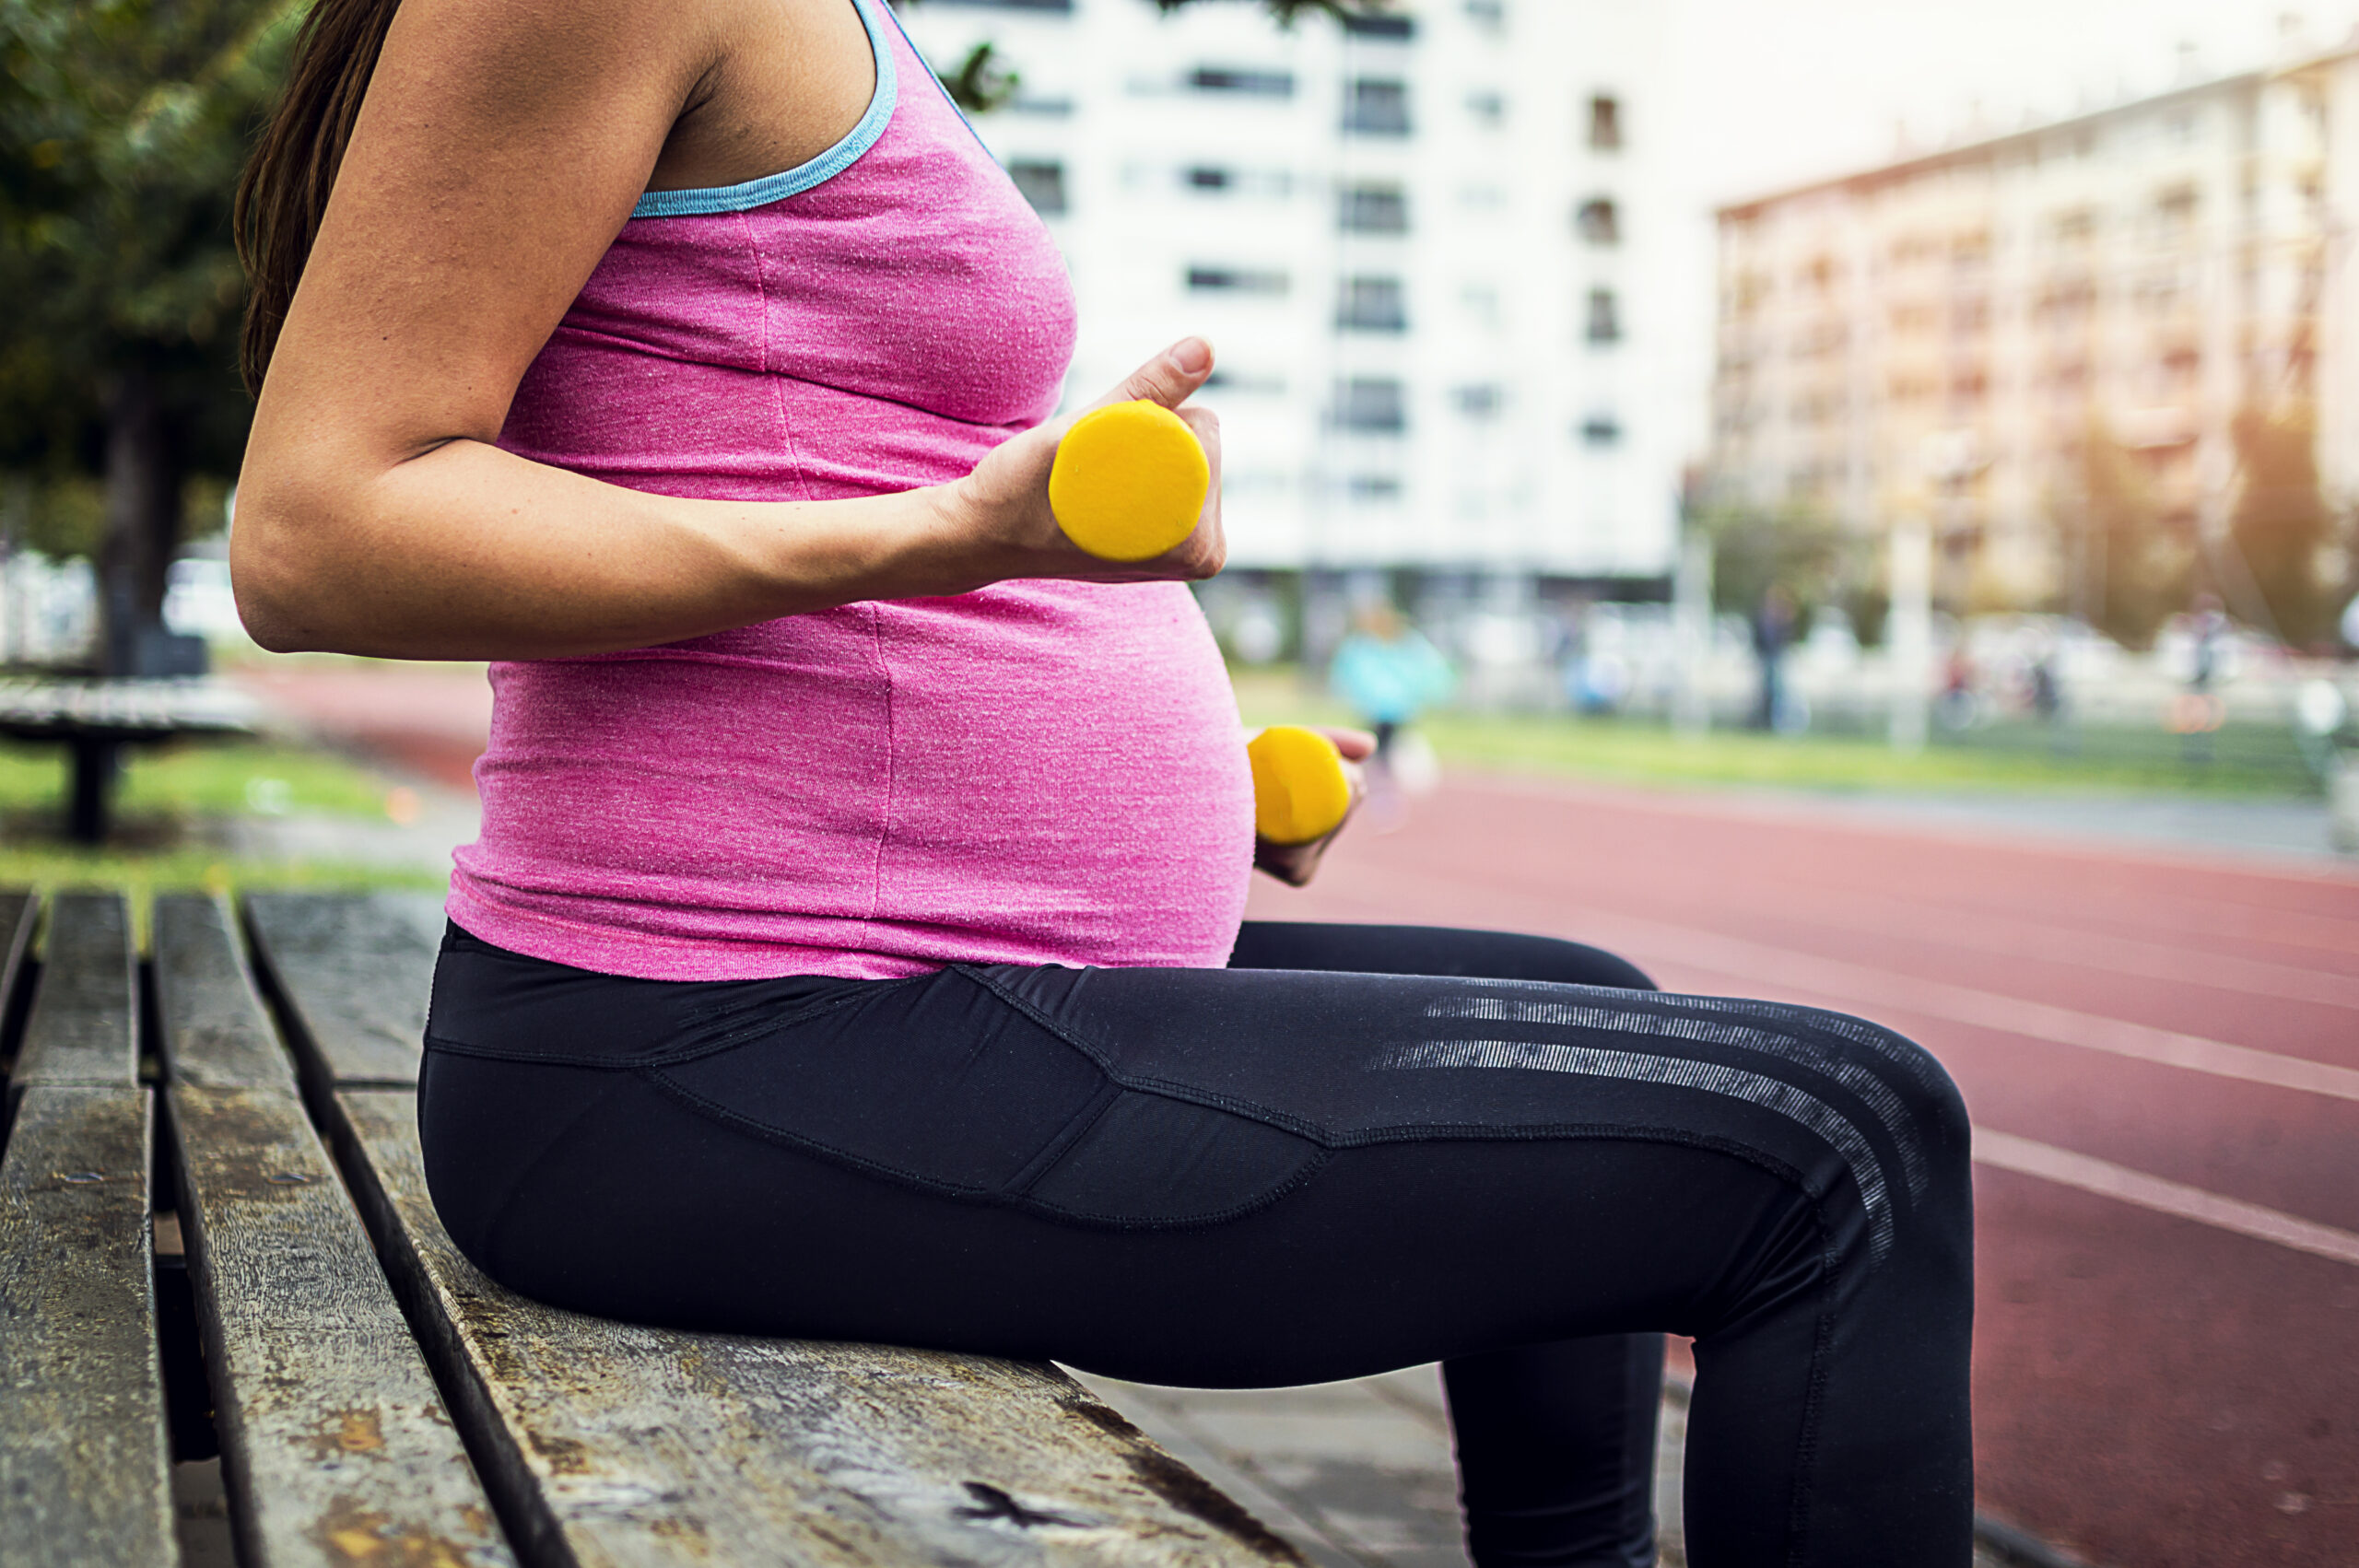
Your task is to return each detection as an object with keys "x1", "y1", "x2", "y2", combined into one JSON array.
[{"x1": 1243, "y1": 776, "x2": 2359, "y2": 1568}]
